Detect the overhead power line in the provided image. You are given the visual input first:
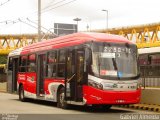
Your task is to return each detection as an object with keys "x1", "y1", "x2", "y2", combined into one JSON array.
[
  {"x1": 0, "y1": 18, "x2": 57, "y2": 36},
  {"x1": 49, "y1": 0, "x2": 56, "y2": 5},
  {"x1": 0, "y1": 18, "x2": 57, "y2": 39},
  {"x1": 26, "y1": 18, "x2": 57, "y2": 36},
  {"x1": 42, "y1": 0, "x2": 77, "y2": 13},
  {"x1": 0, "y1": 0, "x2": 77, "y2": 35},
  {"x1": 0, "y1": 19, "x2": 45, "y2": 34},
  {"x1": 18, "y1": 18, "x2": 45, "y2": 34},
  {"x1": 0, "y1": 20, "x2": 19, "y2": 31},
  {"x1": 0, "y1": 20, "x2": 16, "y2": 24},
  {"x1": 42, "y1": 0, "x2": 64, "y2": 11},
  {"x1": 0, "y1": 0, "x2": 11, "y2": 7},
  {"x1": 32, "y1": 0, "x2": 67, "y2": 16}
]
